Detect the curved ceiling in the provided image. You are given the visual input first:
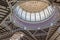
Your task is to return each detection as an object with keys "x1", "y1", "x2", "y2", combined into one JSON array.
[
  {"x1": 13, "y1": 1, "x2": 54, "y2": 23},
  {"x1": 11, "y1": 0, "x2": 60, "y2": 30}
]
